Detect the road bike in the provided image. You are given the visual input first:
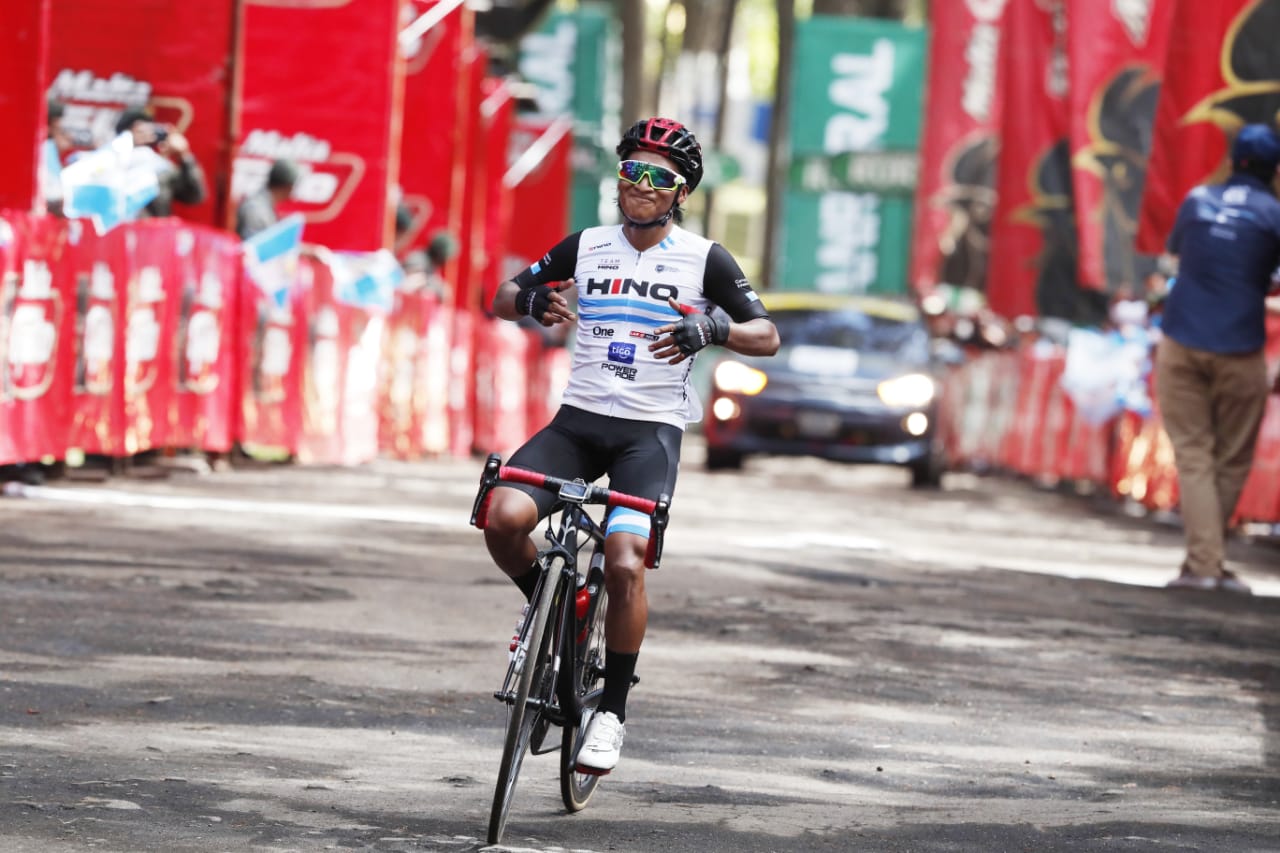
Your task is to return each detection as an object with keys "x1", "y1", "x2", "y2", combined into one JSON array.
[{"x1": 470, "y1": 453, "x2": 669, "y2": 844}]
